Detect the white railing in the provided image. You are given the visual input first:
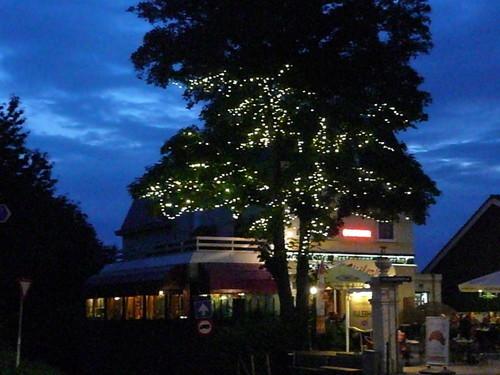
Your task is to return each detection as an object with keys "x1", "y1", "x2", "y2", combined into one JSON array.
[{"x1": 146, "y1": 236, "x2": 264, "y2": 257}]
